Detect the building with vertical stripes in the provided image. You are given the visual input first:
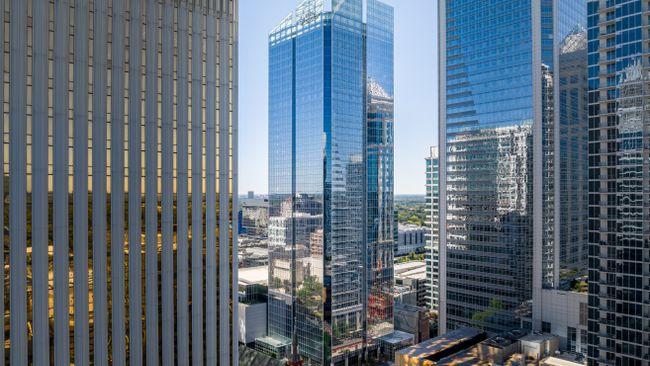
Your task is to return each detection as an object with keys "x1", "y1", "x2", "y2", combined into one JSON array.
[{"x1": 1, "y1": 0, "x2": 238, "y2": 364}]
